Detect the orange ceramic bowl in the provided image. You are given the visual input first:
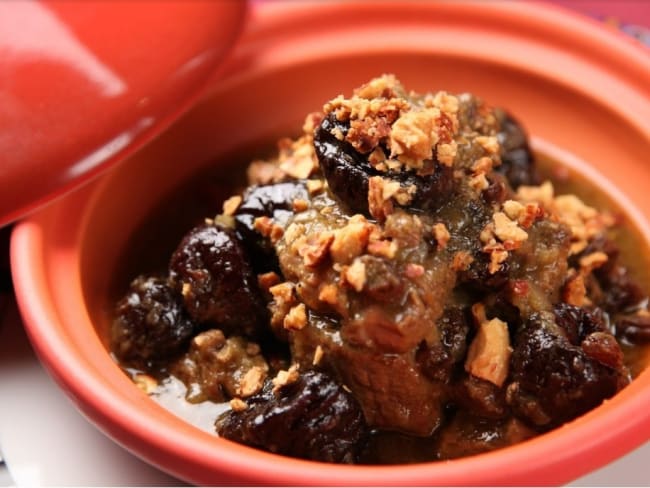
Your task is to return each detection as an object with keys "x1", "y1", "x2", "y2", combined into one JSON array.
[{"x1": 11, "y1": 1, "x2": 650, "y2": 485}]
